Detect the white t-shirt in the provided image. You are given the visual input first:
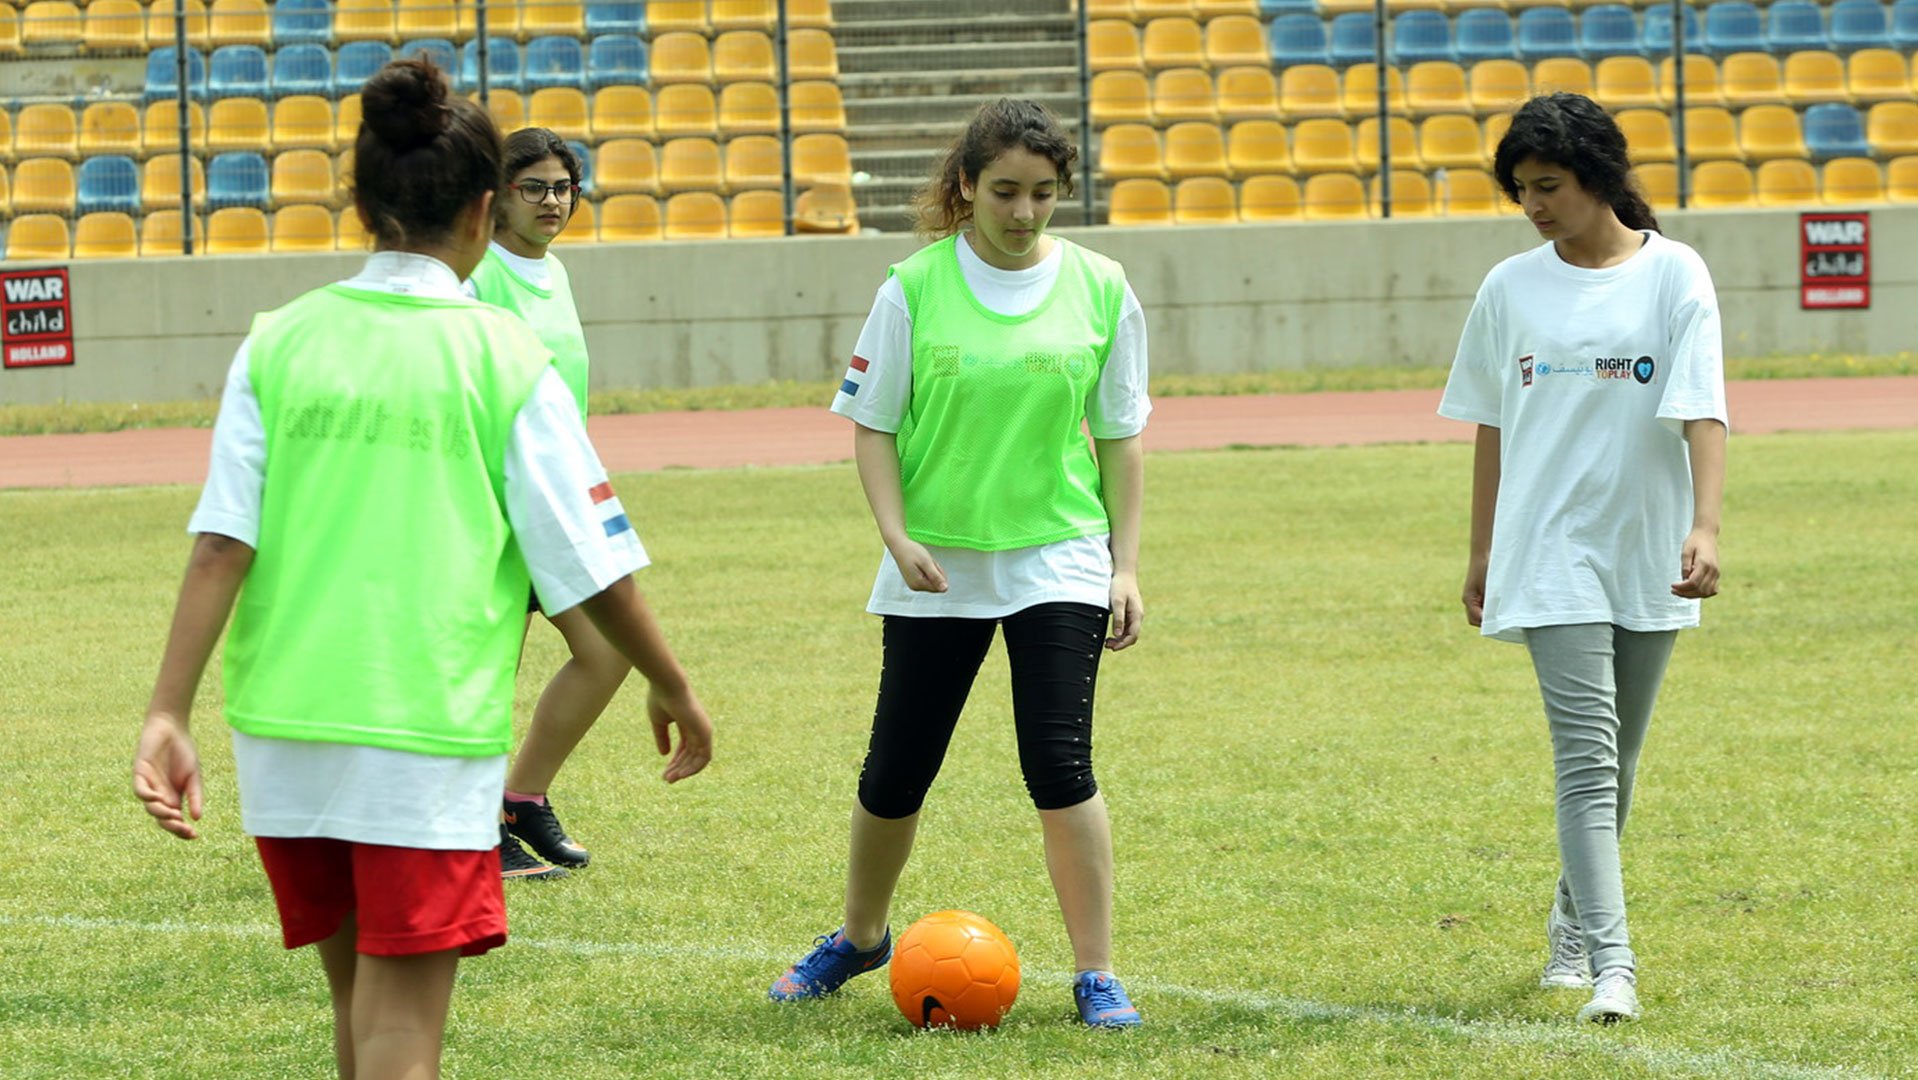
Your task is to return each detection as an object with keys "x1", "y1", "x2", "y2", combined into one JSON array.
[
  {"x1": 191, "y1": 251, "x2": 646, "y2": 849},
  {"x1": 458, "y1": 240, "x2": 554, "y2": 298},
  {"x1": 1438, "y1": 231, "x2": 1729, "y2": 643},
  {"x1": 830, "y1": 235, "x2": 1152, "y2": 619}
]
